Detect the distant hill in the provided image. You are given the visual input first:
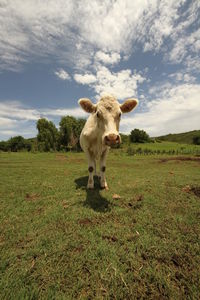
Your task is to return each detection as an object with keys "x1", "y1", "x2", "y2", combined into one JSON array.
[{"x1": 156, "y1": 130, "x2": 200, "y2": 144}]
